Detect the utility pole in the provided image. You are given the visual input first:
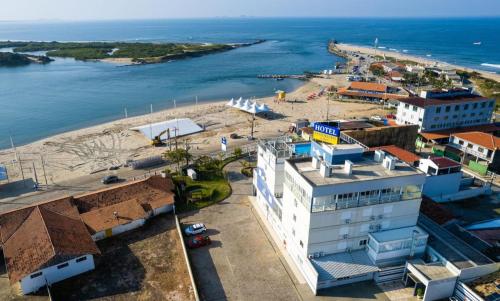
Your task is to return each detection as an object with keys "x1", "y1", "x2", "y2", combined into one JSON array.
[
  {"x1": 10, "y1": 135, "x2": 18, "y2": 162},
  {"x1": 250, "y1": 113, "x2": 255, "y2": 140},
  {"x1": 40, "y1": 154, "x2": 48, "y2": 186},
  {"x1": 17, "y1": 153, "x2": 26, "y2": 186},
  {"x1": 32, "y1": 162, "x2": 39, "y2": 189},
  {"x1": 195, "y1": 96, "x2": 198, "y2": 105},
  {"x1": 174, "y1": 99, "x2": 177, "y2": 109},
  {"x1": 124, "y1": 108, "x2": 128, "y2": 118}
]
